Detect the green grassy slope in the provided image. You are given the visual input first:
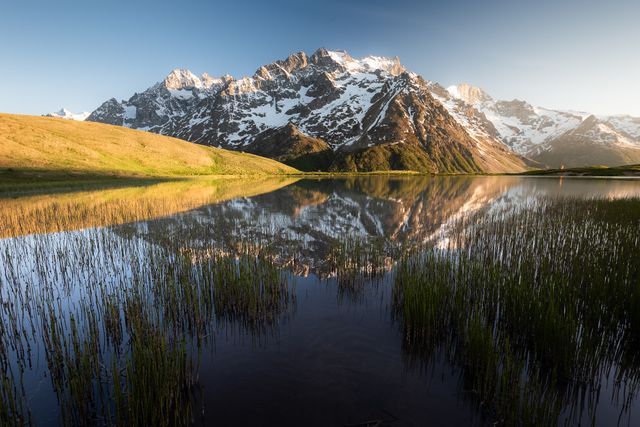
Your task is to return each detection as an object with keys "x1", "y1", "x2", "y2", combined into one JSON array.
[
  {"x1": 329, "y1": 140, "x2": 491, "y2": 174},
  {"x1": 518, "y1": 164, "x2": 640, "y2": 177},
  {"x1": 0, "y1": 113, "x2": 298, "y2": 177}
]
